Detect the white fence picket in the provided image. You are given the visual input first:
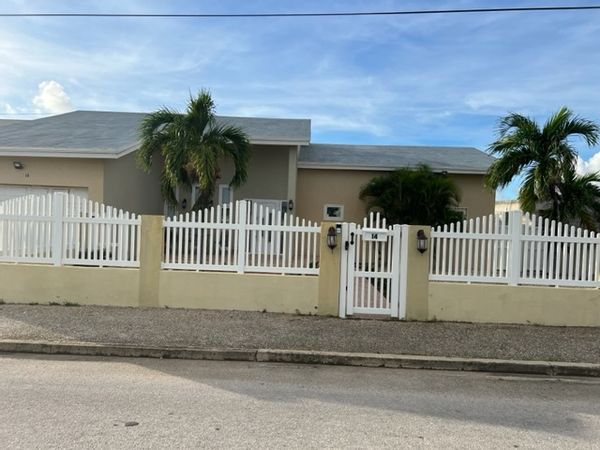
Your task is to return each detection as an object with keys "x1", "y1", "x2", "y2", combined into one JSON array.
[
  {"x1": 0, "y1": 193, "x2": 140, "y2": 267},
  {"x1": 162, "y1": 200, "x2": 321, "y2": 275},
  {"x1": 430, "y1": 210, "x2": 600, "y2": 288}
]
